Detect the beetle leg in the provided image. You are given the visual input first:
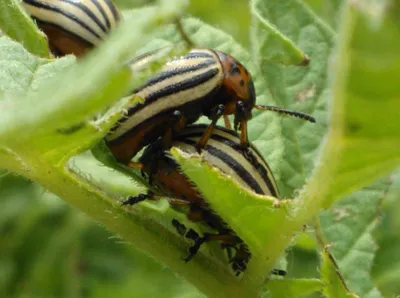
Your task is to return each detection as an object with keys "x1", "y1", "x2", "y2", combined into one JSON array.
[
  {"x1": 223, "y1": 114, "x2": 232, "y2": 129},
  {"x1": 183, "y1": 232, "x2": 241, "y2": 263},
  {"x1": 183, "y1": 233, "x2": 208, "y2": 262},
  {"x1": 234, "y1": 101, "x2": 251, "y2": 148},
  {"x1": 128, "y1": 161, "x2": 143, "y2": 169},
  {"x1": 172, "y1": 219, "x2": 187, "y2": 236},
  {"x1": 172, "y1": 219, "x2": 202, "y2": 242},
  {"x1": 185, "y1": 228, "x2": 200, "y2": 241},
  {"x1": 271, "y1": 269, "x2": 287, "y2": 276},
  {"x1": 171, "y1": 219, "x2": 203, "y2": 262},
  {"x1": 162, "y1": 110, "x2": 185, "y2": 149},
  {"x1": 195, "y1": 104, "x2": 225, "y2": 152},
  {"x1": 229, "y1": 244, "x2": 251, "y2": 275},
  {"x1": 173, "y1": 216, "x2": 252, "y2": 275},
  {"x1": 122, "y1": 191, "x2": 153, "y2": 206},
  {"x1": 221, "y1": 243, "x2": 235, "y2": 260},
  {"x1": 127, "y1": 161, "x2": 145, "y2": 178},
  {"x1": 239, "y1": 120, "x2": 249, "y2": 148},
  {"x1": 123, "y1": 191, "x2": 190, "y2": 207}
]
